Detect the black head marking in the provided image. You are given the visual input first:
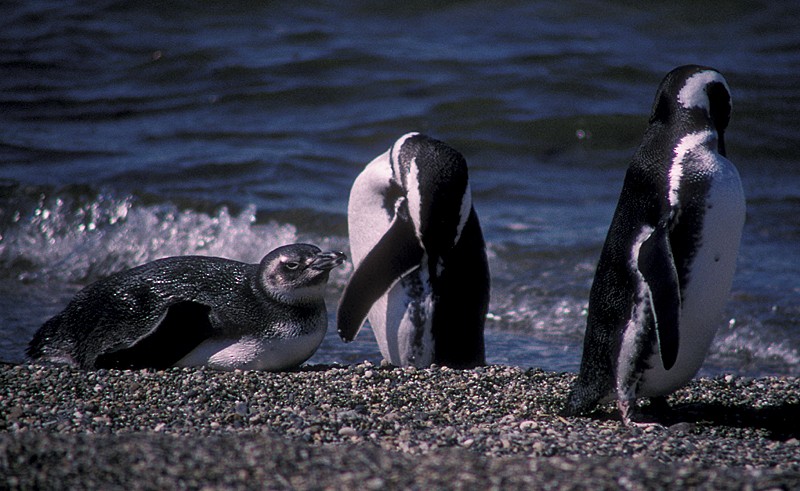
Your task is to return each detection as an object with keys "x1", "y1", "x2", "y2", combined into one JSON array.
[
  {"x1": 650, "y1": 66, "x2": 730, "y2": 120},
  {"x1": 649, "y1": 66, "x2": 697, "y2": 127},
  {"x1": 706, "y1": 81, "x2": 731, "y2": 156},
  {"x1": 390, "y1": 133, "x2": 471, "y2": 262},
  {"x1": 647, "y1": 65, "x2": 731, "y2": 159}
]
